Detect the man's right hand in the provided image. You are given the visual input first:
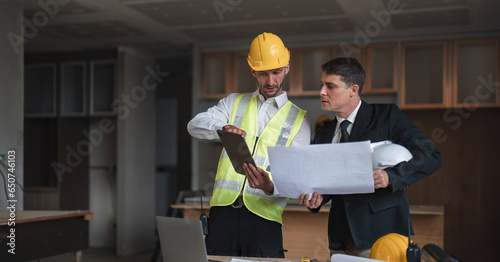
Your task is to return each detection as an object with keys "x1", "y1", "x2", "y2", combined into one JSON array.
[
  {"x1": 223, "y1": 125, "x2": 247, "y2": 137},
  {"x1": 298, "y1": 192, "x2": 323, "y2": 209}
]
